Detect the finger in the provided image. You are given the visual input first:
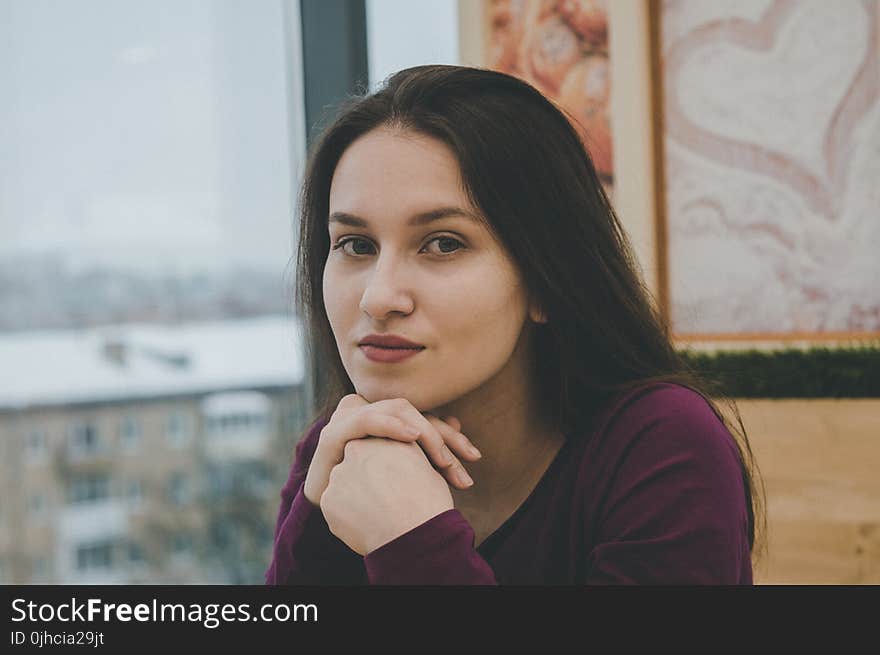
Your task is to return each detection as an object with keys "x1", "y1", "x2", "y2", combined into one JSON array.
[
  {"x1": 334, "y1": 410, "x2": 421, "y2": 459},
  {"x1": 358, "y1": 399, "x2": 474, "y2": 488},
  {"x1": 338, "y1": 393, "x2": 368, "y2": 411},
  {"x1": 444, "y1": 415, "x2": 462, "y2": 432},
  {"x1": 368, "y1": 399, "x2": 453, "y2": 467},
  {"x1": 408, "y1": 412, "x2": 474, "y2": 489},
  {"x1": 424, "y1": 414, "x2": 481, "y2": 462},
  {"x1": 404, "y1": 409, "x2": 456, "y2": 468}
]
